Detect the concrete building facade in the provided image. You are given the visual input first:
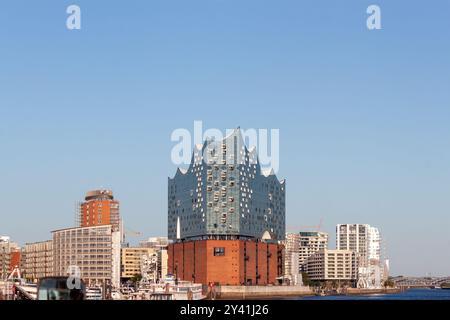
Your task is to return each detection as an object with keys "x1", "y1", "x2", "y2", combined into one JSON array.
[
  {"x1": 305, "y1": 249, "x2": 358, "y2": 283},
  {"x1": 121, "y1": 247, "x2": 151, "y2": 279},
  {"x1": 121, "y1": 247, "x2": 168, "y2": 282},
  {"x1": 52, "y1": 225, "x2": 121, "y2": 289},
  {"x1": 138, "y1": 237, "x2": 169, "y2": 282},
  {"x1": 284, "y1": 233, "x2": 300, "y2": 284},
  {"x1": 299, "y1": 231, "x2": 328, "y2": 272},
  {"x1": 336, "y1": 224, "x2": 384, "y2": 288},
  {"x1": 23, "y1": 240, "x2": 53, "y2": 282}
]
